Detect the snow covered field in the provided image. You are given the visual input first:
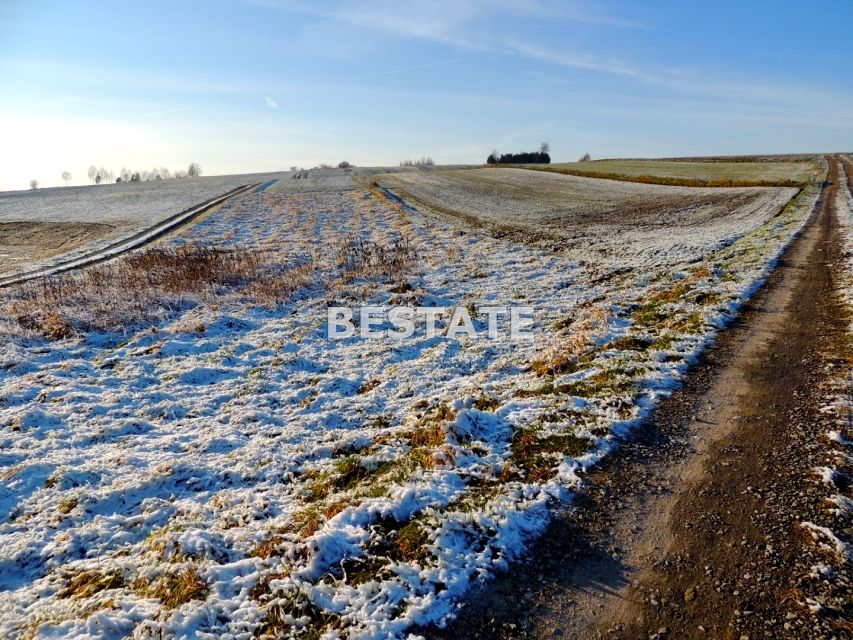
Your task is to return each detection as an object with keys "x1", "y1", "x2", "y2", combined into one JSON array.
[
  {"x1": 0, "y1": 166, "x2": 824, "y2": 638},
  {"x1": 378, "y1": 168, "x2": 799, "y2": 269},
  {"x1": 0, "y1": 173, "x2": 282, "y2": 277}
]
